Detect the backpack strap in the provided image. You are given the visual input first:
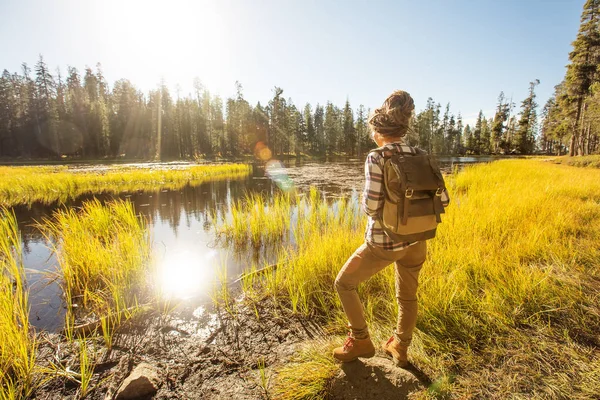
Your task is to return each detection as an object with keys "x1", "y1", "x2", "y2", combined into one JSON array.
[
  {"x1": 372, "y1": 143, "x2": 417, "y2": 159},
  {"x1": 428, "y1": 156, "x2": 445, "y2": 189}
]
